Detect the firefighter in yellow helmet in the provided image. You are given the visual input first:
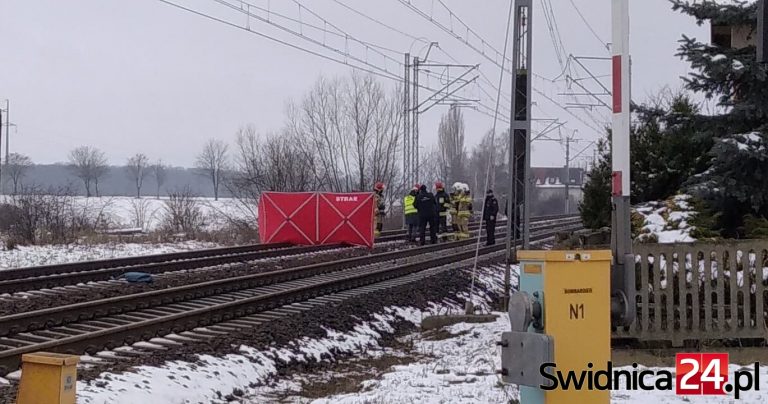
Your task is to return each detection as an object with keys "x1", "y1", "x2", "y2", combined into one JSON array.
[
  {"x1": 456, "y1": 184, "x2": 473, "y2": 239},
  {"x1": 373, "y1": 182, "x2": 386, "y2": 237}
]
